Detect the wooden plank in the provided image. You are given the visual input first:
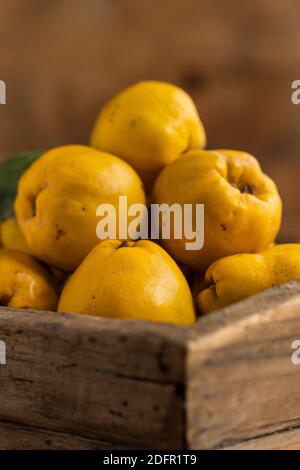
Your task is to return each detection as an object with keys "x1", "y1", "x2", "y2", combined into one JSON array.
[
  {"x1": 0, "y1": 308, "x2": 186, "y2": 449},
  {"x1": 0, "y1": 308, "x2": 186, "y2": 382},
  {"x1": 0, "y1": 420, "x2": 131, "y2": 450},
  {"x1": 224, "y1": 427, "x2": 300, "y2": 450},
  {"x1": 2, "y1": 281, "x2": 300, "y2": 449},
  {"x1": 186, "y1": 279, "x2": 300, "y2": 449}
]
